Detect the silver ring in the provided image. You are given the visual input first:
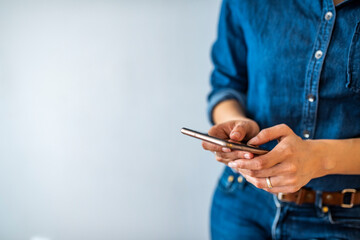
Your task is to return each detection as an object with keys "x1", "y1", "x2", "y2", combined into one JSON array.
[{"x1": 266, "y1": 177, "x2": 273, "y2": 189}]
